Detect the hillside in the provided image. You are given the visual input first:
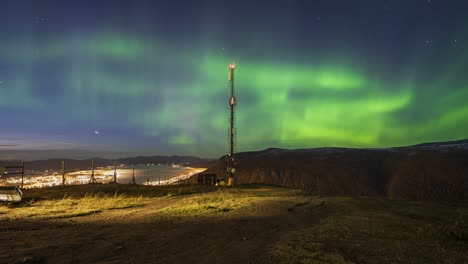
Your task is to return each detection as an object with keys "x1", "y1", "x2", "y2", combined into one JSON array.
[{"x1": 193, "y1": 140, "x2": 468, "y2": 201}]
